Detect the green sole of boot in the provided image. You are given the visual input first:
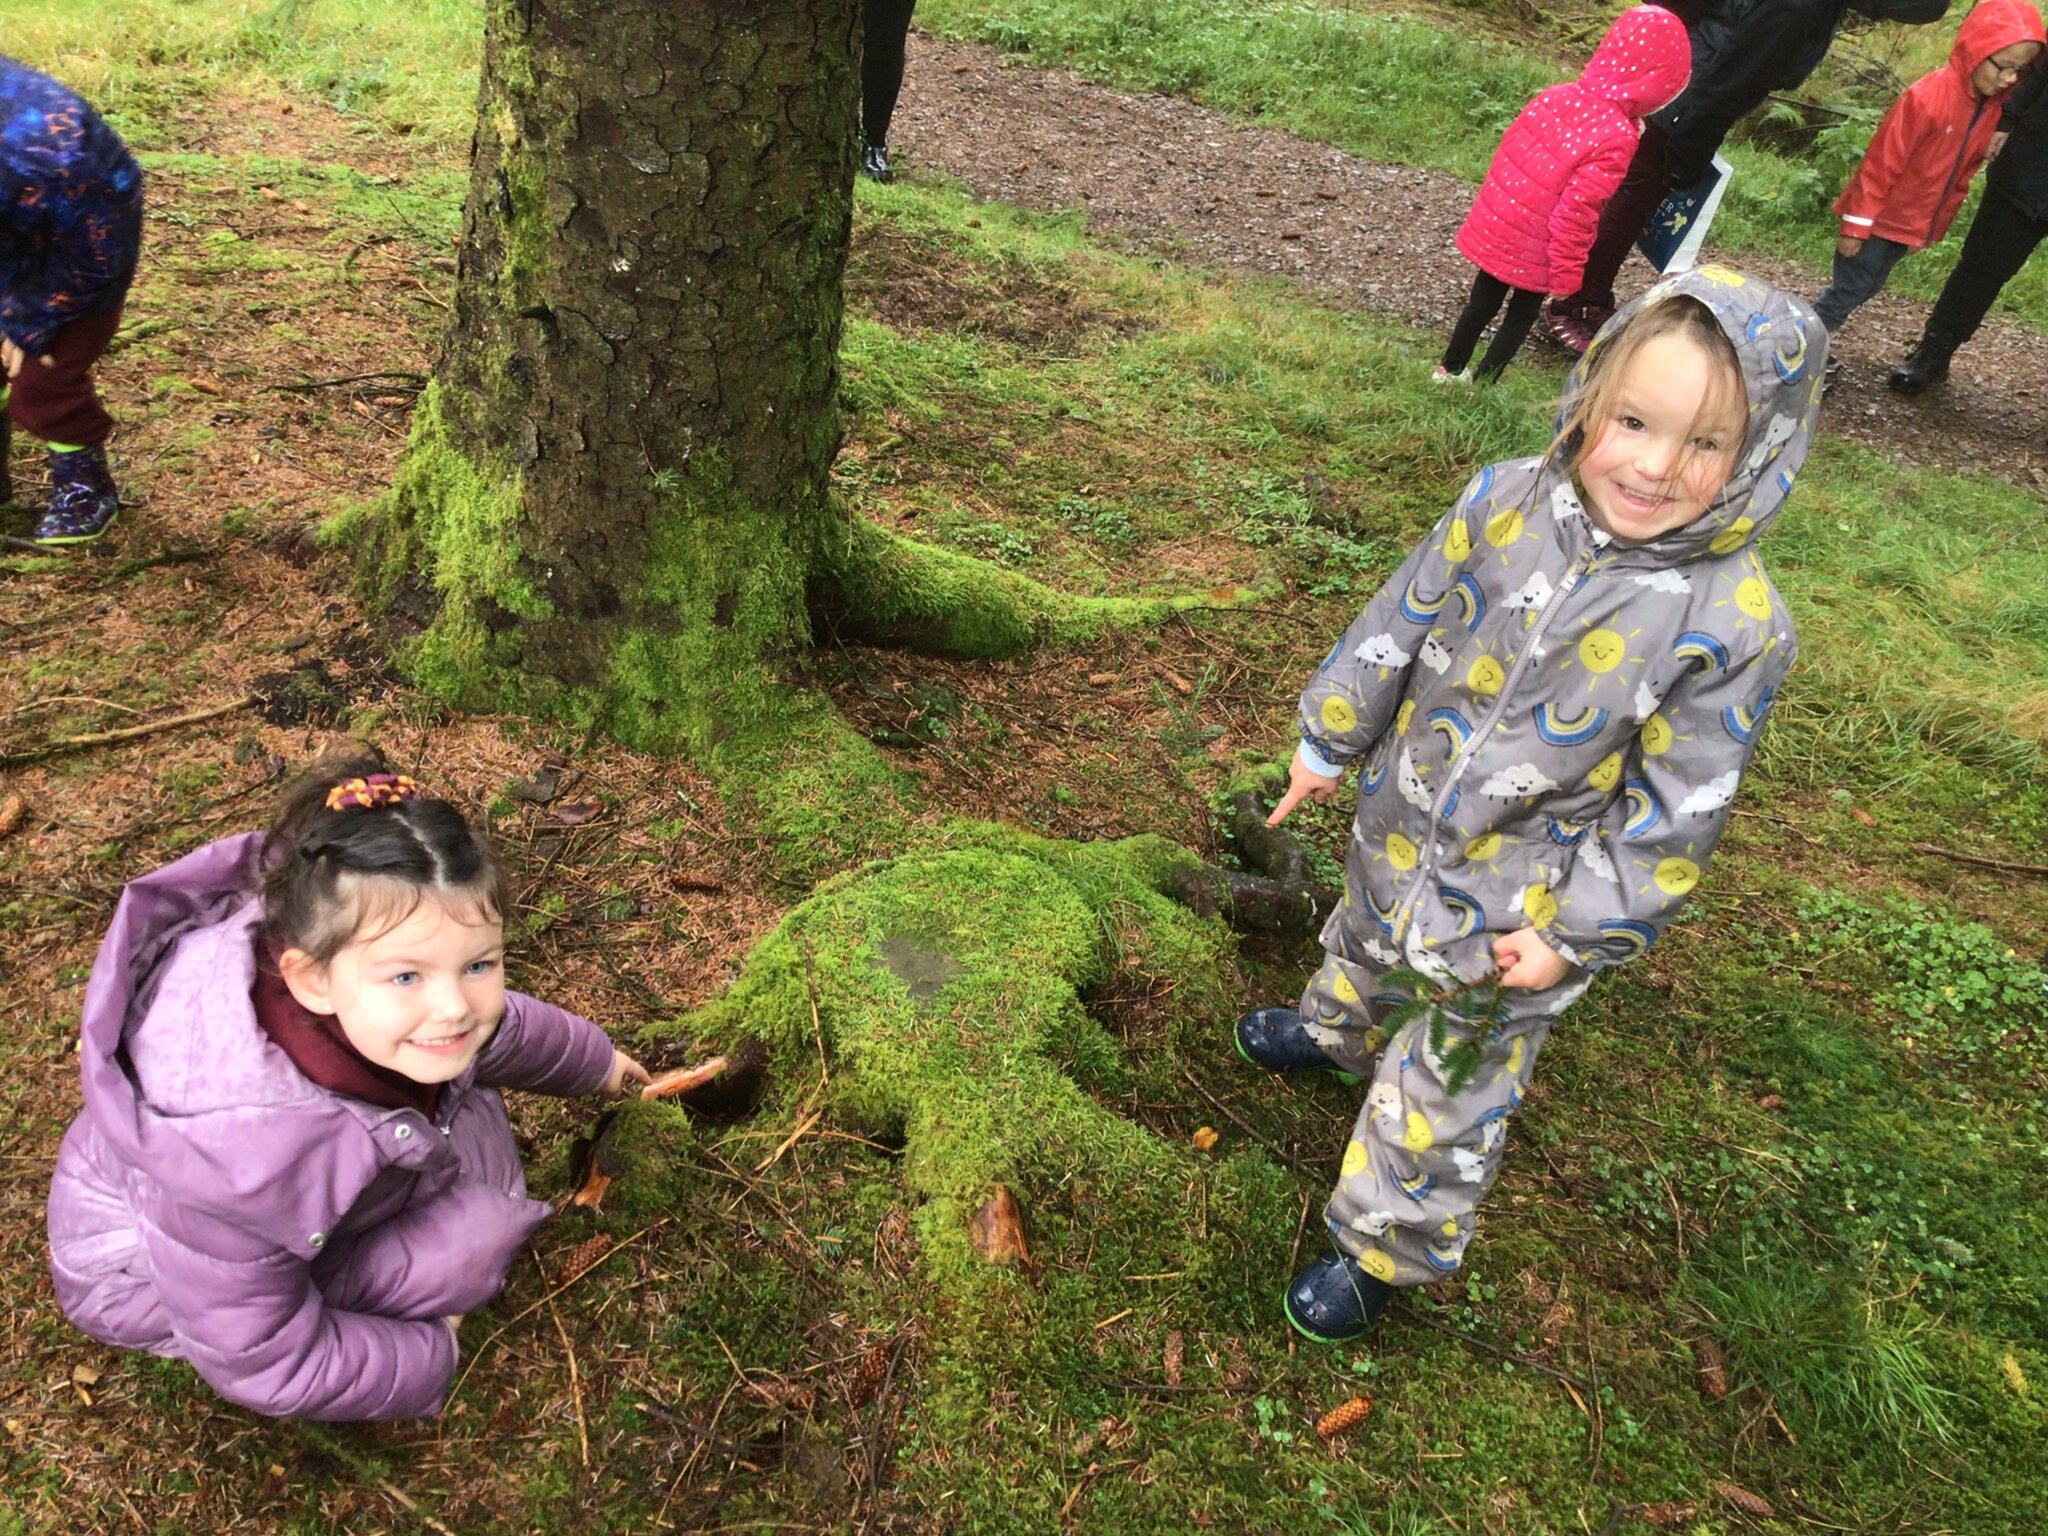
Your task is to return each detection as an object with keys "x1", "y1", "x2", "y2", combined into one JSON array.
[{"x1": 1231, "y1": 1023, "x2": 1362, "y2": 1086}]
